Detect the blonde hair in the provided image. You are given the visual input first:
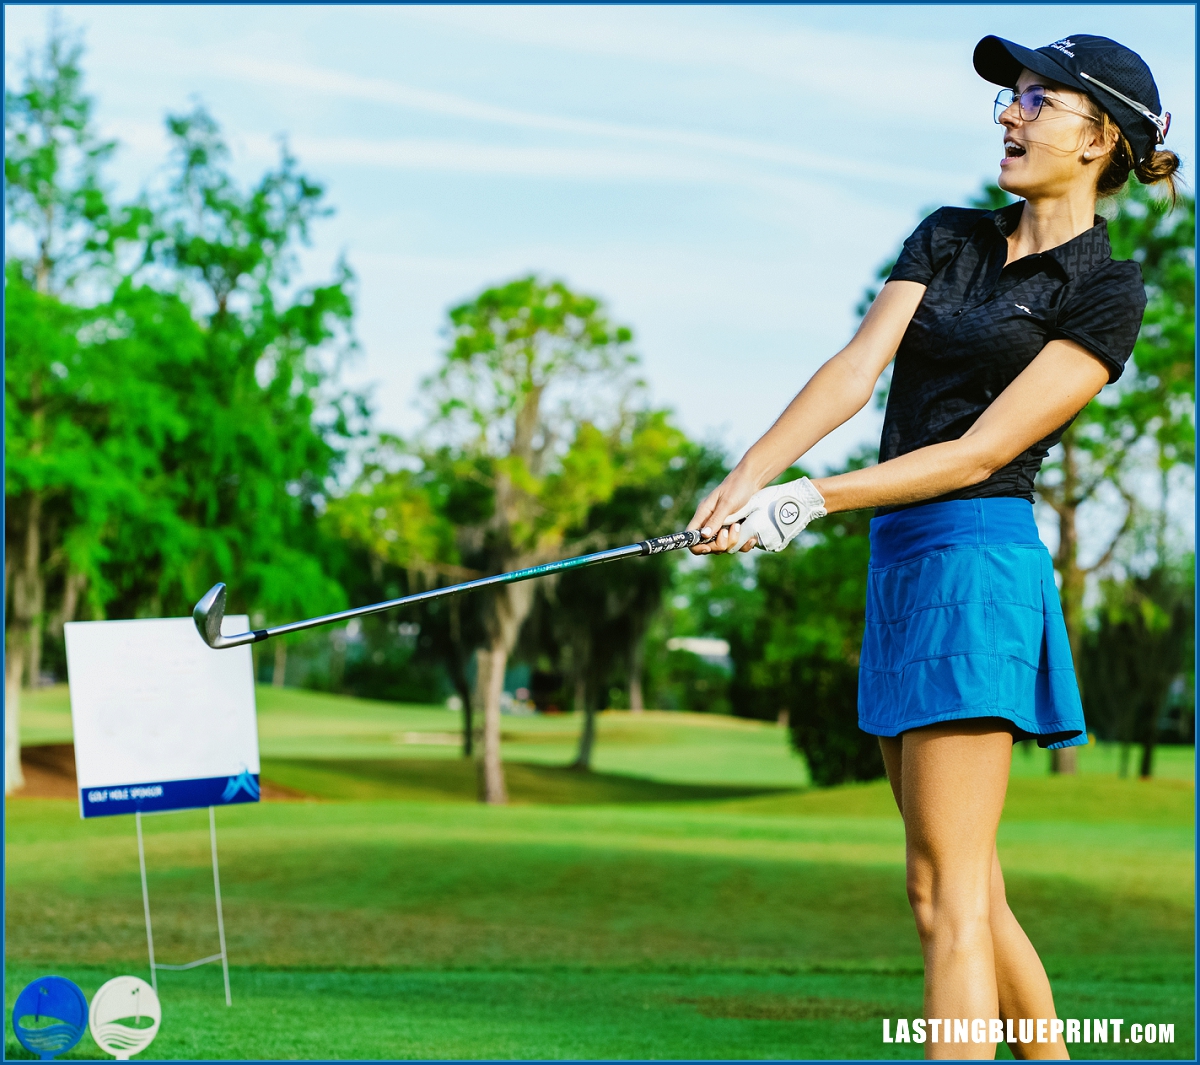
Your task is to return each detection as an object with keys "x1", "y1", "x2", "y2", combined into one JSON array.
[{"x1": 1086, "y1": 104, "x2": 1183, "y2": 208}]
